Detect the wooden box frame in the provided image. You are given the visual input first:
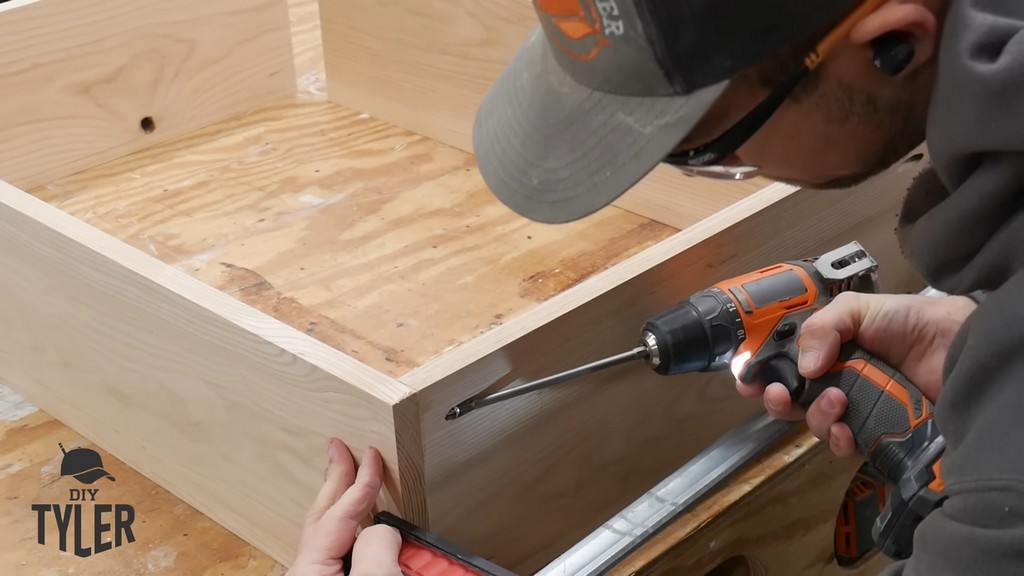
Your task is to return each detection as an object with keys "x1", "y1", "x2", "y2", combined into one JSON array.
[
  {"x1": 0, "y1": 169, "x2": 926, "y2": 573},
  {"x1": 1, "y1": 0, "x2": 925, "y2": 573}
]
